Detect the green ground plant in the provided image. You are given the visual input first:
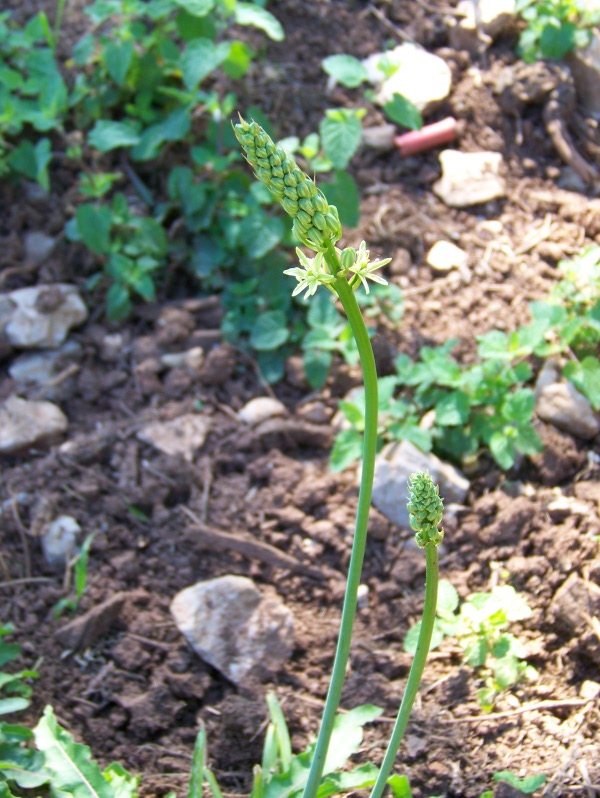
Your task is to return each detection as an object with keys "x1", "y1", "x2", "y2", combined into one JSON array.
[
  {"x1": 516, "y1": 0, "x2": 600, "y2": 62},
  {"x1": 331, "y1": 244, "x2": 600, "y2": 472},
  {"x1": 405, "y1": 581, "x2": 537, "y2": 711}
]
